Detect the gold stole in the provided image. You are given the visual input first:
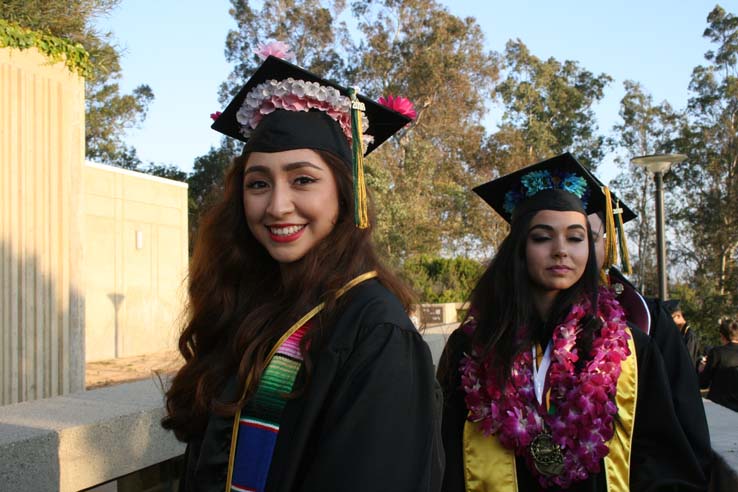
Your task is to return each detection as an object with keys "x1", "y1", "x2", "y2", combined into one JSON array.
[
  {"x1": 462, "y1": 328, "x2": 638, "y2": 492},
  {"x1": 224, "y1": 271, "x2": 378, "y2": 491}
]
